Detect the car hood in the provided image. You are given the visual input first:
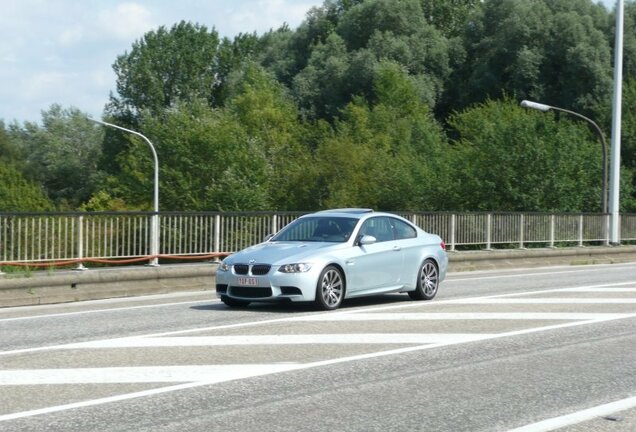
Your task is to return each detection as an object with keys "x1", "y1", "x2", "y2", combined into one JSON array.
[{"x1": 225, "y1": 241, "x2": 343, "y2": 265}]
